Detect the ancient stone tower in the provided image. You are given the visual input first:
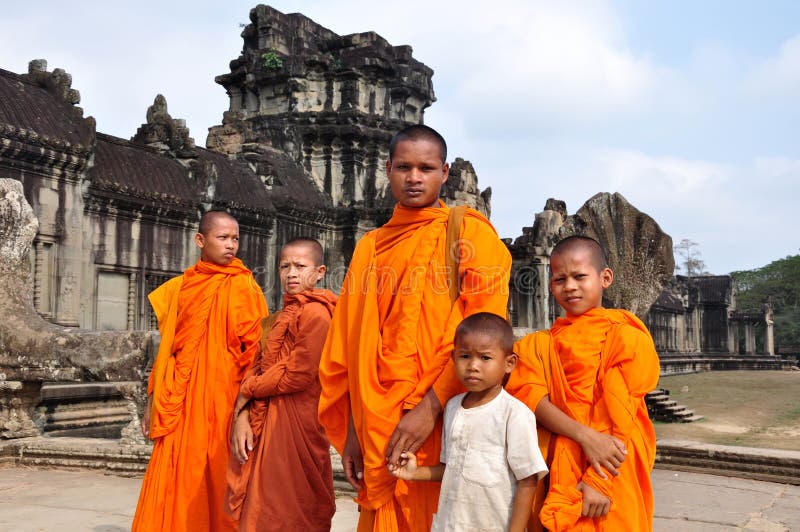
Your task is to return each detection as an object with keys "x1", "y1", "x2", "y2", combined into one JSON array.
[{"x1": 209, "y1": 5, "x2": 436, "y2": 209}]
